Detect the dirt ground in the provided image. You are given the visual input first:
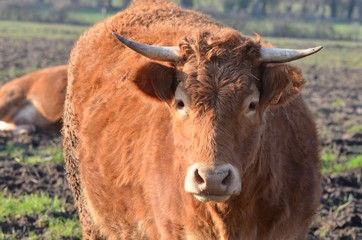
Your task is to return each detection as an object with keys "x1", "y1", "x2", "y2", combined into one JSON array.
[{"x1": 0, "y1": 37, "x2": 361, "y2": 239}]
